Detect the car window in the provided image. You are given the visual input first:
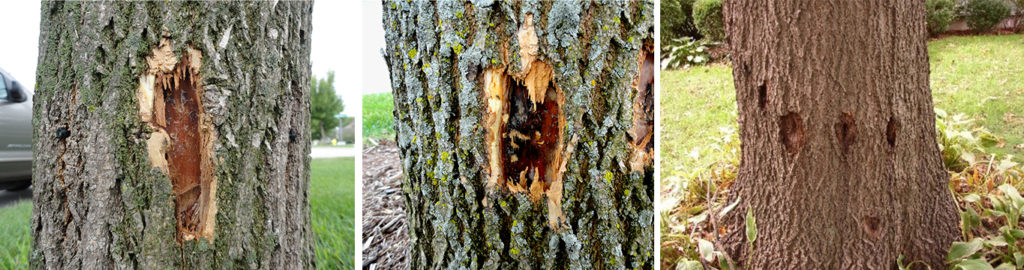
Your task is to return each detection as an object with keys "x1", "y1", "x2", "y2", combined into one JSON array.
[{"x1": 0, "y1": 73, "x2": 7, "y2": 99}]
